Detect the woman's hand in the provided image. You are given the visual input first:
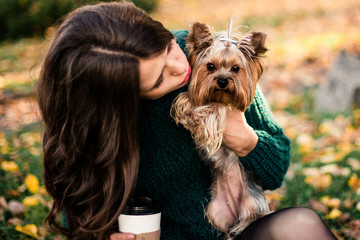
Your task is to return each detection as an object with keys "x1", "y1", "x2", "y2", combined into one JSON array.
[
  {"x1": 222, "y1": 110, "x2": 258, "y2": 157},
  {"x1": 110, "y1": 232, "x2": 135, "y2": 240}
]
